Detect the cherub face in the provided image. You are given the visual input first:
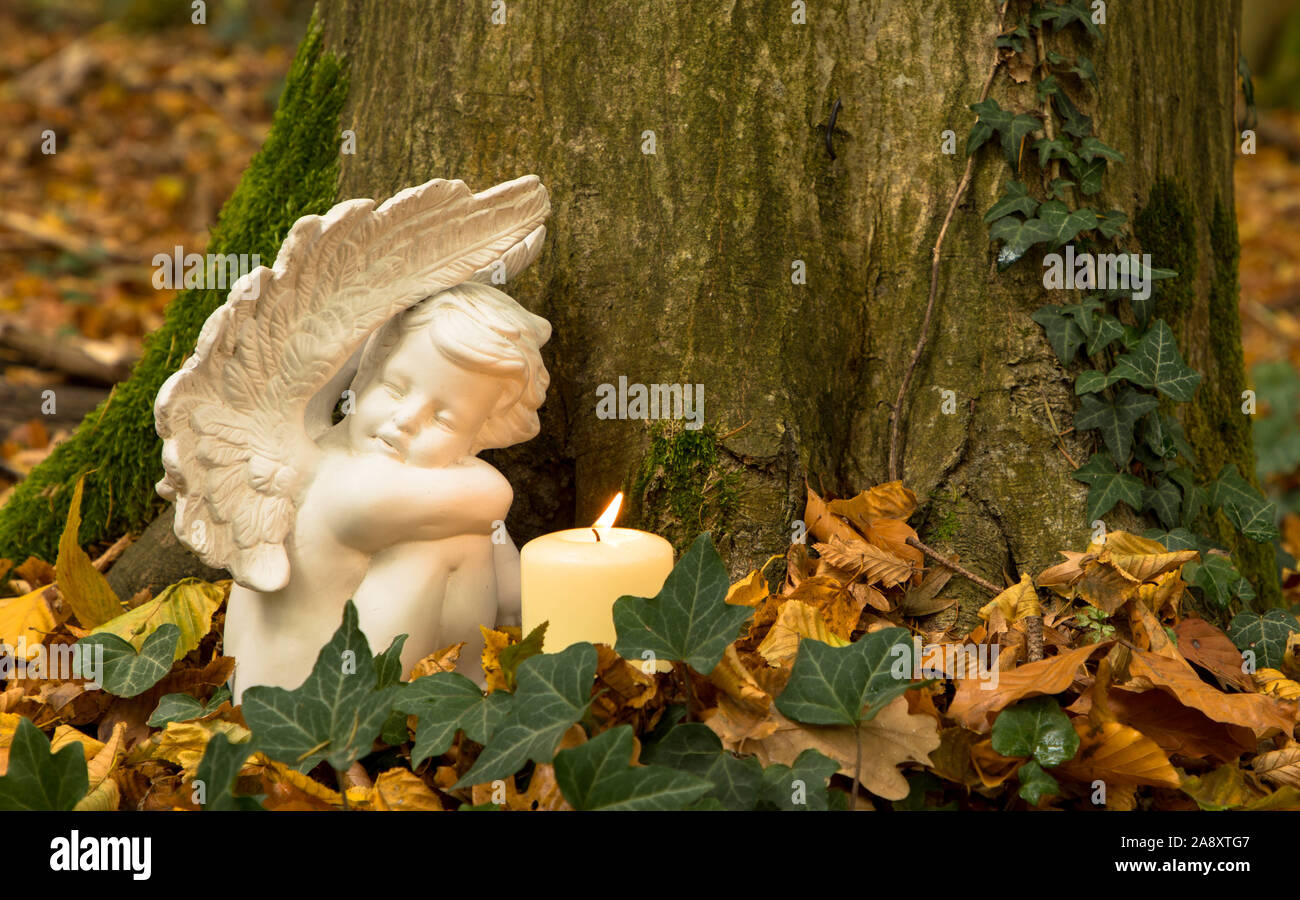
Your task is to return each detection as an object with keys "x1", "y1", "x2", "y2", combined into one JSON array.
[{"x1": 348, "y1": 328, "x2": 505, "y2": 468}]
